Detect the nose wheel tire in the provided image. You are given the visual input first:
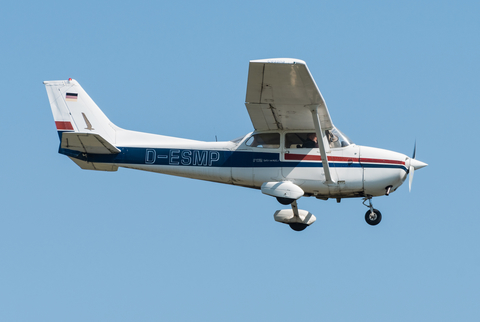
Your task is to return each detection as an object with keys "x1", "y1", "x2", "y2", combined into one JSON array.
[{"x1": 365, "y1": 209, "x2": 382, "y2": 226}]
